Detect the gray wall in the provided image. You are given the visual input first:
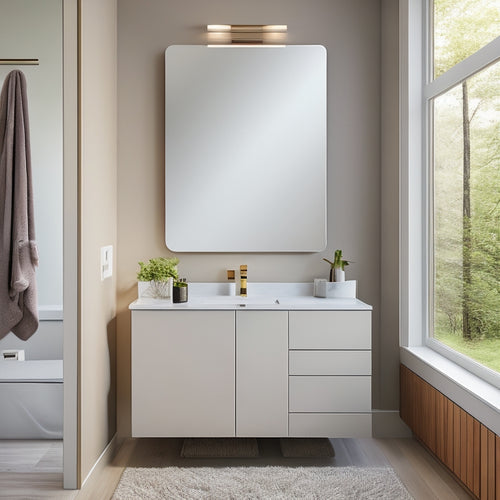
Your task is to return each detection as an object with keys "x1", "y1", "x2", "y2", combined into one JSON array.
[
  {"x1": 380, "y1": 0, "x2": 400, "y2": 411},
  {"x1": 117, "y1": 0, "x2": 400, "y2": 436},
  {"x1": 0, "y1": 320, "x2": 62, "y2": 360}
]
